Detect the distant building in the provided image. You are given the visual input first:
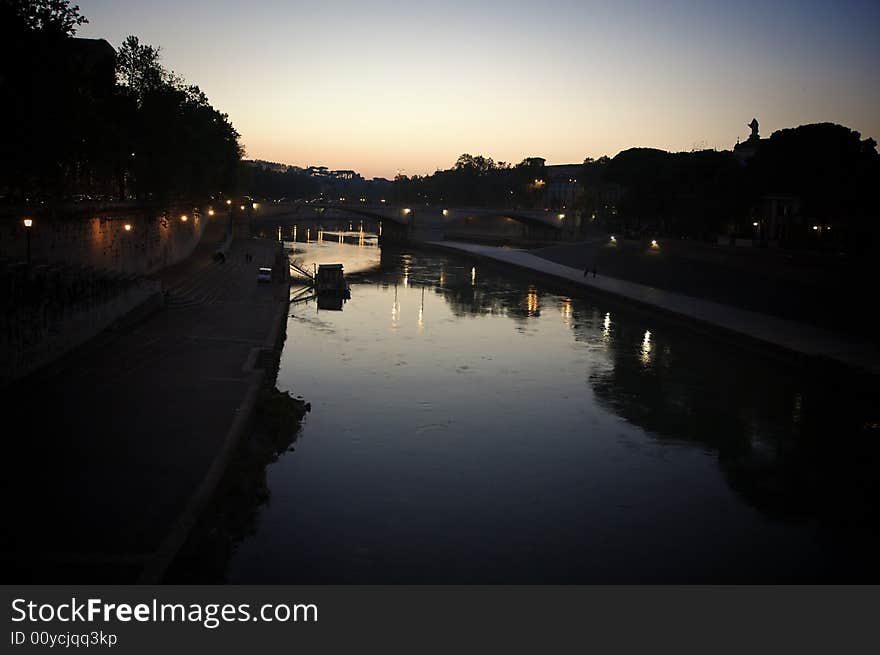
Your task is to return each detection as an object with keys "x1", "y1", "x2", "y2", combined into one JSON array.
[
  {"x1": 68, "y1": 38, "x2": 116, "y2": 96},
  {"x1": 733, "y1": 117, "x2": 764, "y2": 164},
  {"x1": 753, "y1": 193, "x2": 803, "y2": 242},
  {"x1": 330, "y1": 170, "x2": 360, "y2": 181},
  {"x1": 544, "y1": 163, "x2": 583, "y2": 209},
  {"x1": 243, "y1": 159, "x2": 291, "y2": 173},
  {"x1": 730, "y1": 119, "x2": 805, "y2": 242}
]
